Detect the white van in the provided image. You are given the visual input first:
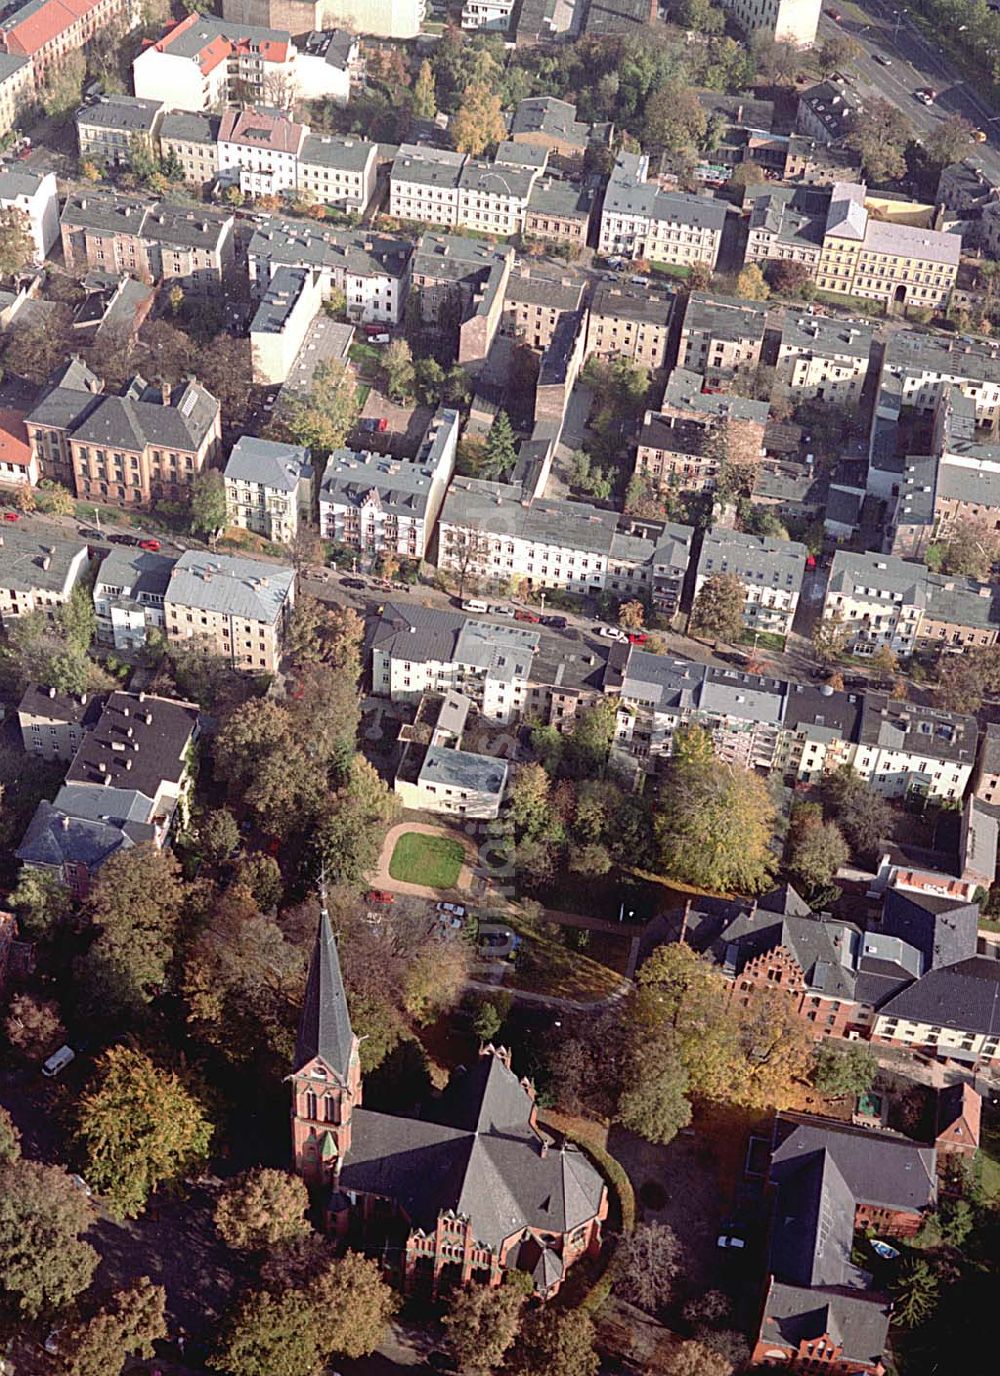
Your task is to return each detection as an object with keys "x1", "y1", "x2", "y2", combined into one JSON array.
[
  {"x1": 462, "y1": 599, "x2": 489, "y2": 613},
  {"x1": 42, "y1": 1045, "x2": 75, "y2": 1077}
]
